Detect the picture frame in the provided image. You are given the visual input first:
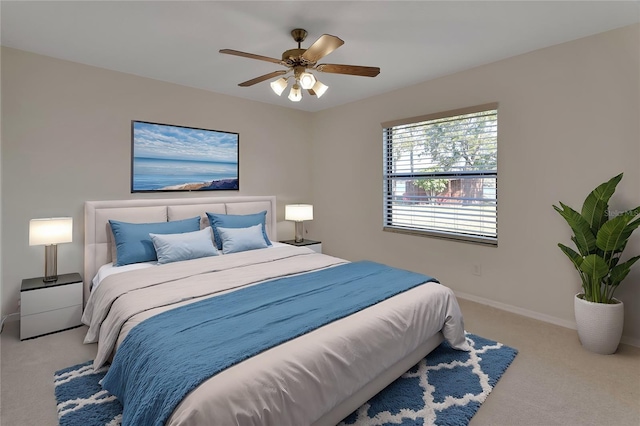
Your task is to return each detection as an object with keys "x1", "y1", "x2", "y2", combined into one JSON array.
[{"x1": 131, "y1": 120, "x2": 239, "y2": 192}]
